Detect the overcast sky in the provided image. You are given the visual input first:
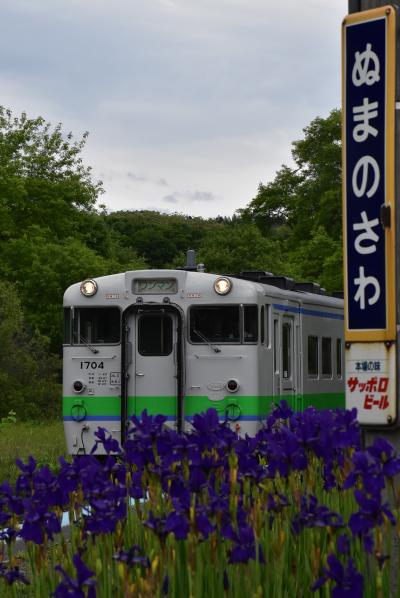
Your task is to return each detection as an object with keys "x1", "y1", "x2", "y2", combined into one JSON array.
[{"x1": 1, "y1": 0, "x2": 347, "y2": 217}]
